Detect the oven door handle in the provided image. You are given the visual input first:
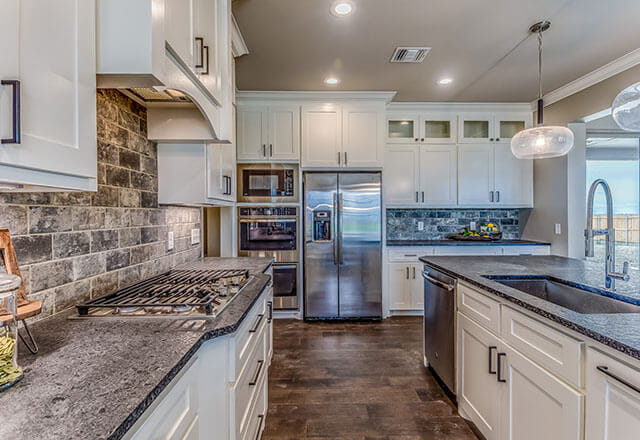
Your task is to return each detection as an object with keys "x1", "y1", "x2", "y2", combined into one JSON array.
[
  {"x1": 239, "y1": 219, "x2": 297, "y2": 223},
  {"x1": 422, "y1": 272, "x2": 455, "y2": 291}
]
